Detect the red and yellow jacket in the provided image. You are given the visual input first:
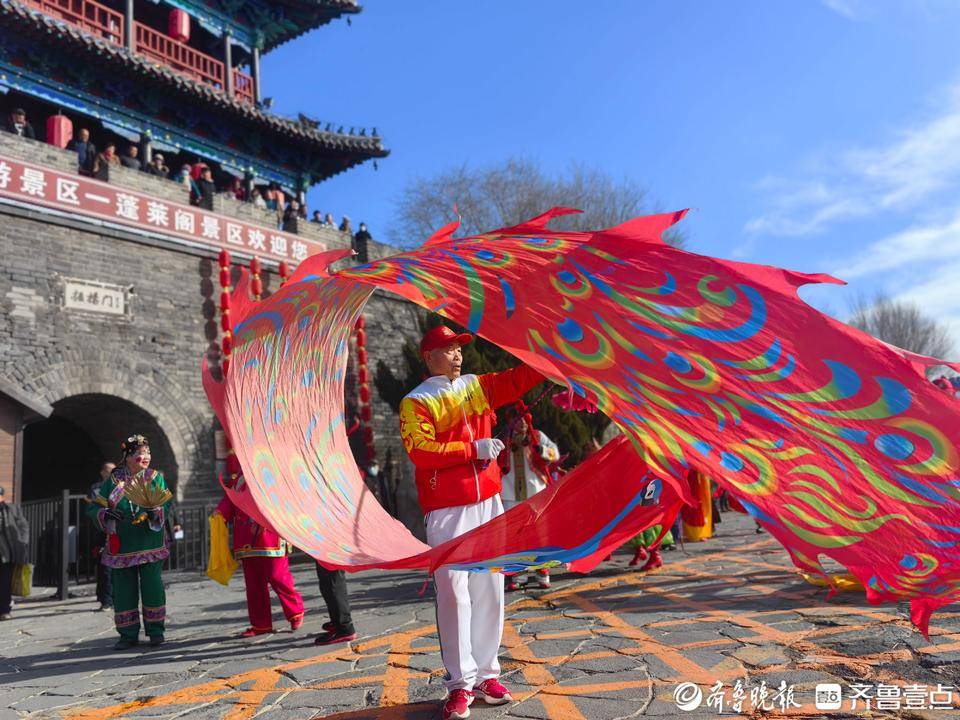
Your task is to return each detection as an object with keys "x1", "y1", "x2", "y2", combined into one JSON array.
[{"x1": 399, "y1": 365, "x2": 544, "y2": 513}]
